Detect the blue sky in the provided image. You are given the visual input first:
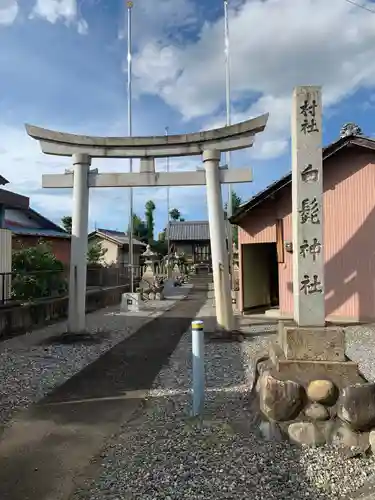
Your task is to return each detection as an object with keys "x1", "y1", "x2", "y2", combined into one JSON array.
[{"x1": 2, "y1": 0, "x2": 375, "y2": 235}]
